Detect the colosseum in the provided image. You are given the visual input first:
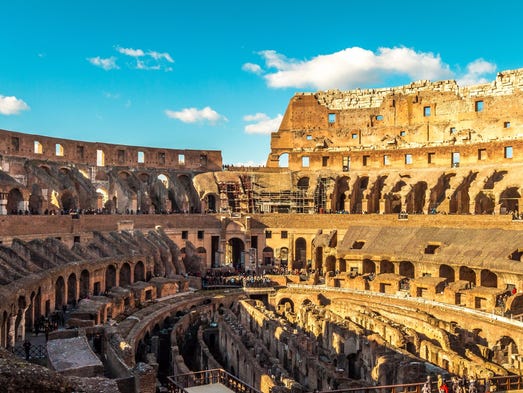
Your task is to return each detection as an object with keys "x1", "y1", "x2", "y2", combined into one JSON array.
[{"x1": 2, "y1": 68, "x2": 523, "y2": 393}]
